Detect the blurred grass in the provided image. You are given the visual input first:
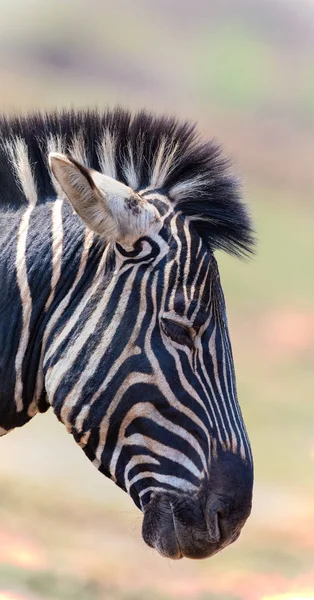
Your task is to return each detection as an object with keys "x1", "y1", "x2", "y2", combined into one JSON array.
[
  {"x1": 196, "y1": 26, "x2": 273, "y2": 110},
  {"x1": 220, "y1": 190, "x2": 314, "y2": 310}
]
